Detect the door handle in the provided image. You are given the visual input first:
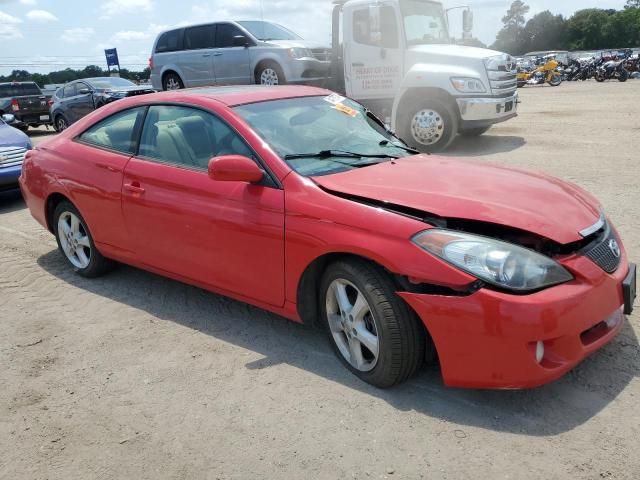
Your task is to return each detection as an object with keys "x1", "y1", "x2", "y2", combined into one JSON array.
[
  {"x1": 202, "y1": 53, "x2": 211, "y2": 57},
  {"x1": 213, "y1": 52, "x2": 223, "y2": 57},
  {"x1": 352, "y1": 62, "x2": 364, "y2": 67},
  {"x1": 96, "y1": 163, "x2": 120, "y2": 173},
  {"x1": 124, "y1": 182, "x2": 145, "y2": 194}
]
